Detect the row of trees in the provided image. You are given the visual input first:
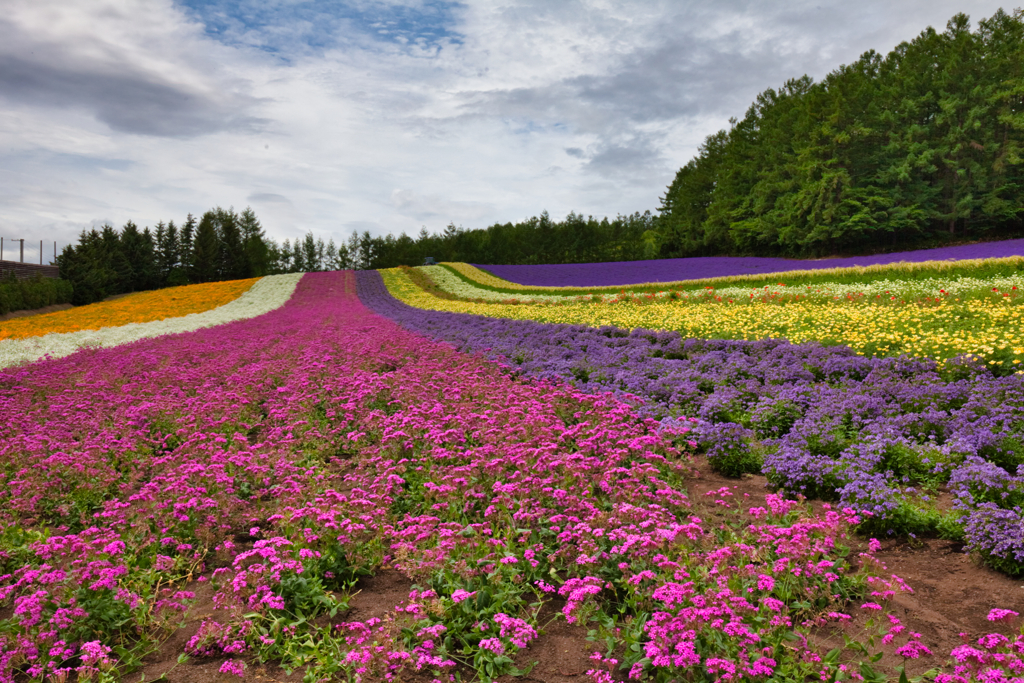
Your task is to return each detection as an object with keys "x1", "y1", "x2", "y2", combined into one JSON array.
[
  {"x1": 55, "y1": 207, "x2": 398, "y2": 304},
  {"x1": 57, "y1": 209, "x2": 661, "y2": 305},
  {"x1": 359, "y1": 211, "x2": 658, "y2": 268},
  {"x1": 58, "y1": 208, "x2": 275, "y2": 305},
  {"x1": 657, "y1": 9, "x2": 1024, "y2": 257}
]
